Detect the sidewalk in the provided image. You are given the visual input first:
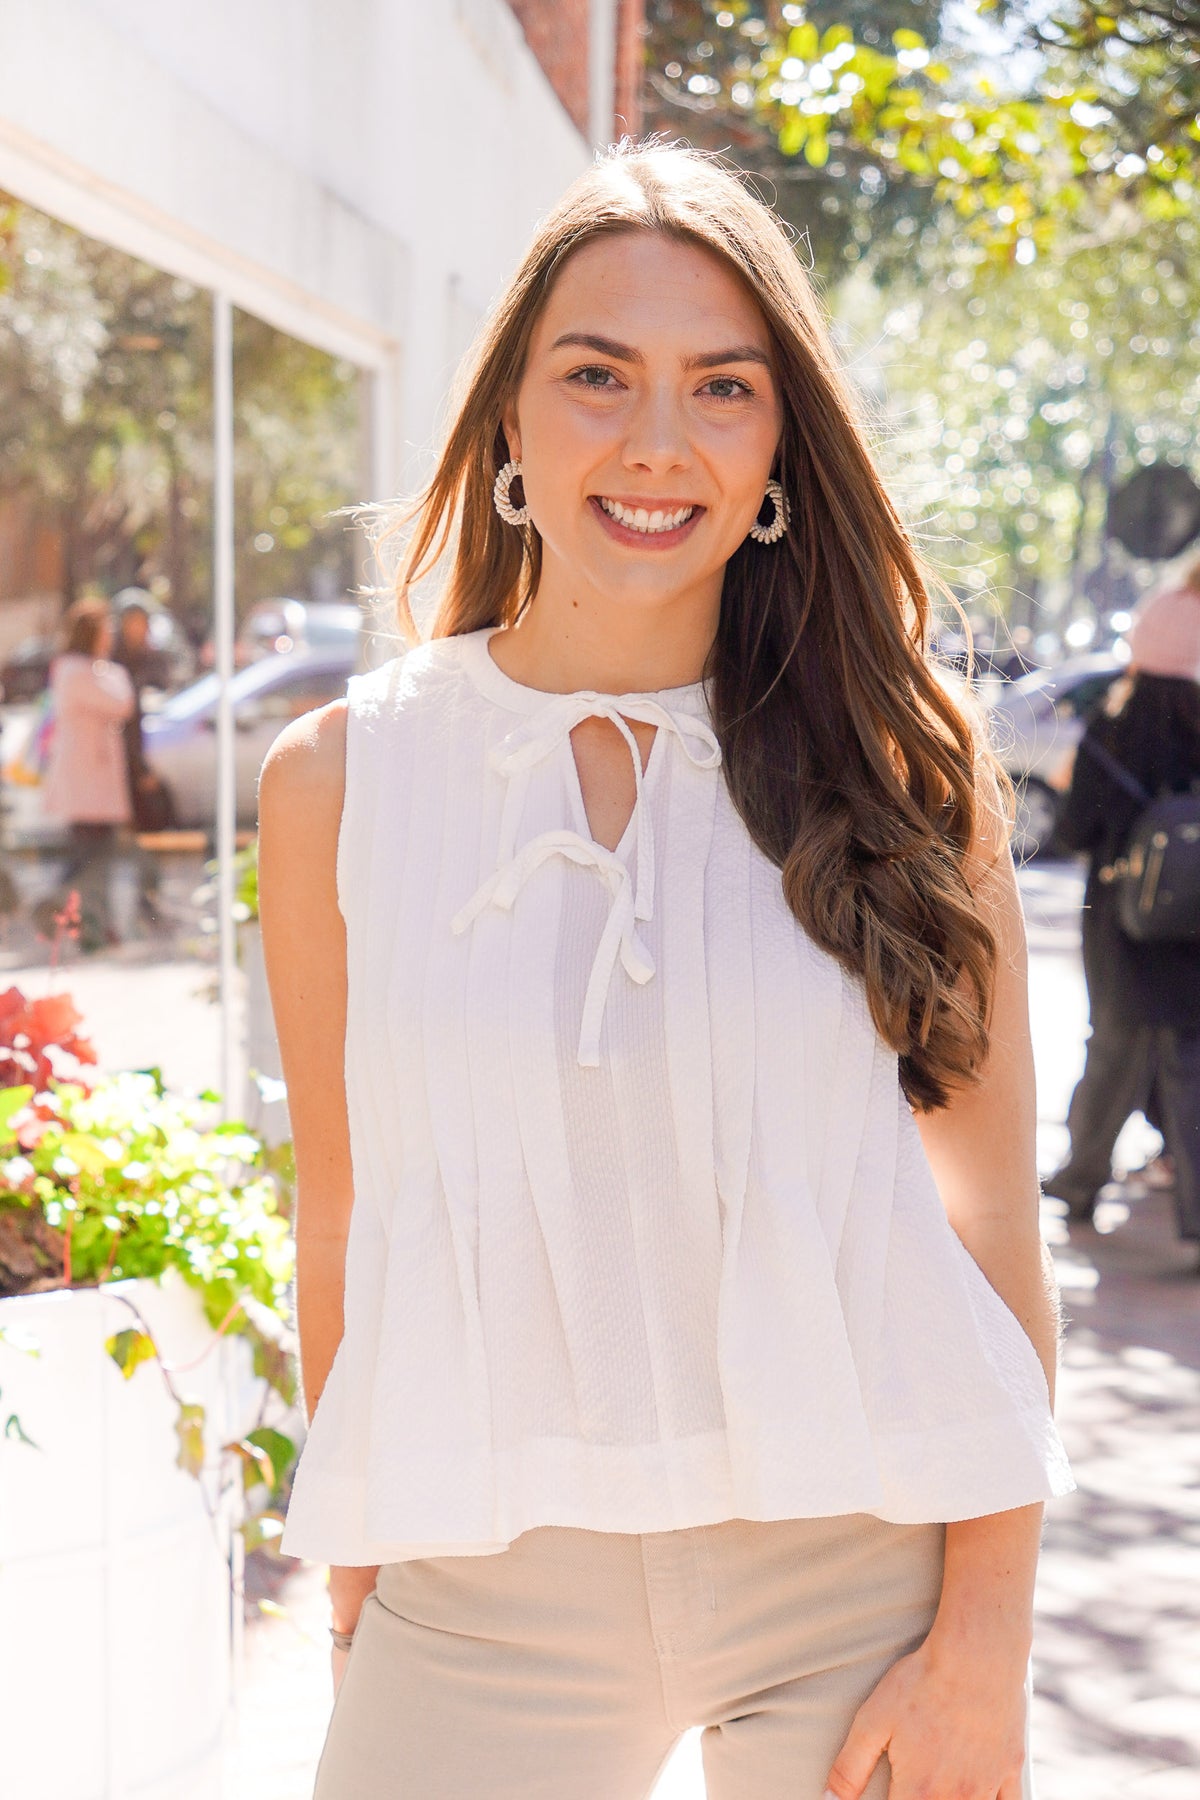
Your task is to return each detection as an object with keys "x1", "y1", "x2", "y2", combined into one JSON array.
[
  {"x1": 1021, "y1": 866, "x2": 1200, "y2": 1799},
  {"x1": 226, "y1": 862, "x2": 1200, "y2": 1799}
]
